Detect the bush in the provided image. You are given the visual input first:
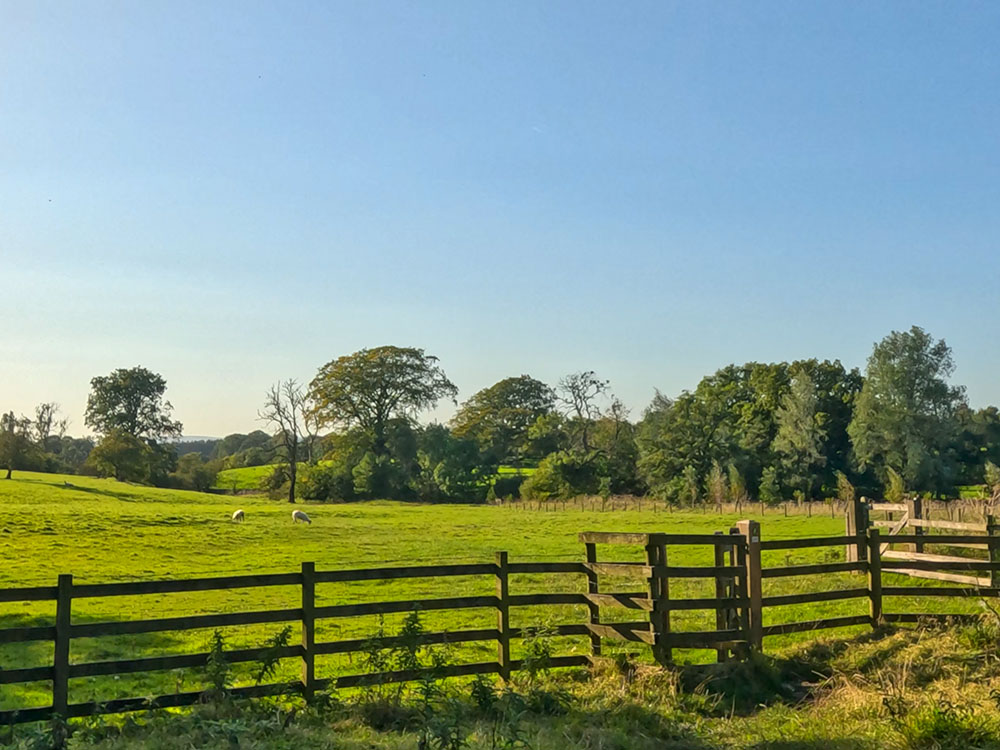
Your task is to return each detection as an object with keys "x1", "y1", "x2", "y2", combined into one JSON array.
[{"x1": 299, "y1": 461, "x2": 356, "y2": 502}]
